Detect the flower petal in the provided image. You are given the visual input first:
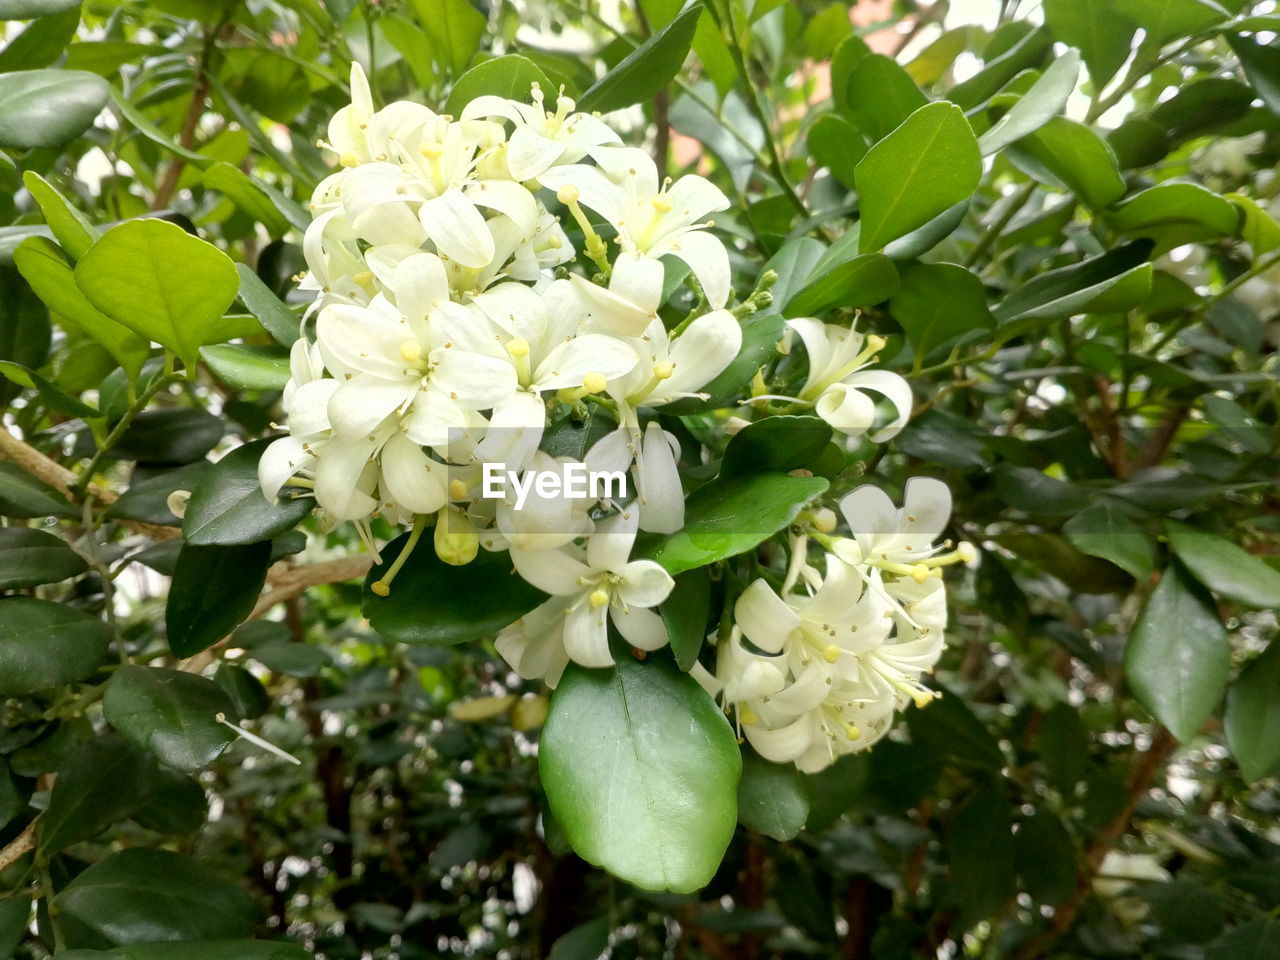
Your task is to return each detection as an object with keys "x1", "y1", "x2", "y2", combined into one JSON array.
[
  {"x1": 259, "y1": 436, "x2": 314, "y2": 500},
  {"x1": 562, "y1": 600, "x2": 614, "y2": 668},
  {"x1": 511, "y1": 546, "x2": 594, "y2": 596},
  {"x1": 617, "y1": 559, "x2": 674, "y2": 607},
  {"x1": 663, "y1": 229, "x2": 730, "y2": 309},
  {"x1": 636, "y1": 421, "x2": 683, "y2": 534},
  {"x1": 845, "y1": 369, "x2": 914, "y2": 442},
  {"x1": 380, "y1": 433, "x2": 448, "y2": 515},
  {"x1": 430, "y1": 348, "x2": 519, "y2": 409},
  {"x1": 610, "y1": 603, "x2": 668, "y2": 650},
  {"x1": 327, "y1": 374, "x2": 414, "y2": 440},
  {"x1": 419, "y1": 189, "x2": 495, "y2": 268},
  {"x1": 586, "y1": 508, "x2": 640, "y2": 572},
  {"x1": 735, "y1": 579, "x2": 801, "y2": 654},
  {"x1": 655, "y1": 309, "x2": 742, "y2": 401}
]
